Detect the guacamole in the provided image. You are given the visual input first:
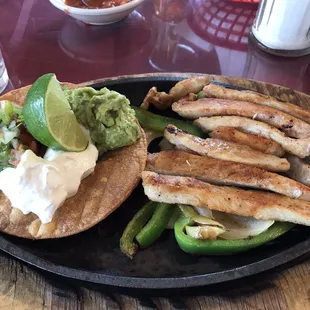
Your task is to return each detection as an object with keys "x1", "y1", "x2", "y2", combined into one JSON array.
[{"x1": 65, "y1": 87, "x2": 141, "y2": 155}]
